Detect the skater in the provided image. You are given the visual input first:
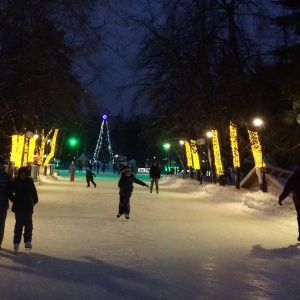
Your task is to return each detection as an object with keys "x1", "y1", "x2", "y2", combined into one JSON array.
[
  {"x1": 149, "y1": 161, "x2": 161, "y2": 194},
  {"x1": 278, "y1": 169, "x2": 300, "y2": 241},
  {"x1": 7, "y1": 167, "x2": 38, "y2": 251},
  {"x1": 118, "y1": 161, "x2": 129, "y2": 175},
  {"x1": 68, "y1": 161, "x2": 76, "y2": 182},
  {"x1": 0, "y1": 156, "x2": 12, "y2": 249},
  {"x1": 117, "y1": 167, "x2": 149, "y2": 219},
  {"x1": 86, "y1": 168, "x2": 96, "y2": 188}
]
